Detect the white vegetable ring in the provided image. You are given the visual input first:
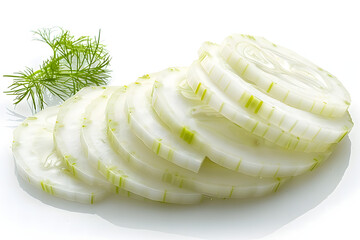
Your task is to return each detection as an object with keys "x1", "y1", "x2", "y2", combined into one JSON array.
[
  {"x1": 107, "y1": 78, "x2": 284, "y2": 198},
  {"x1": 81, "y1": 87, "x2": 202, "y2": 204},
  {"x1": 198, "y1": 42, "x2": 353, "y2": 145},
  {"x1": 187, "y1": 61, "x2": 333, "y2": 152},
  {"x1": 54, "y1": 87, "x2": 117, "y2": 189},
  {"x1": 151, "y1": 68, "x2": 330, "y2": 177},
  {"x1": 12, "y1": 106, "x2": 108, "y2": 204},
  {"x1": 221, "y1": 34, "x2": 351, "y2": 117},
  {"x1": 126, "y1": 76, "x2": 205, "y2": 172}
]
